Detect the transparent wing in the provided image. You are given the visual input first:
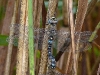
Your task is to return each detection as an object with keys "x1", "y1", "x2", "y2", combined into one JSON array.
[{"x1": 7, "y1": 24, "x2": 97, "y2": 52}]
